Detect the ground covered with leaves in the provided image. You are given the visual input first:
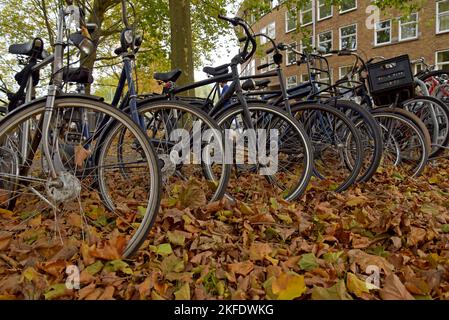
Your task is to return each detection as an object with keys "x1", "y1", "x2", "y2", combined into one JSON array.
[{"x1": 1, "y1": 159, "x2": 449, "y2": 300}]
